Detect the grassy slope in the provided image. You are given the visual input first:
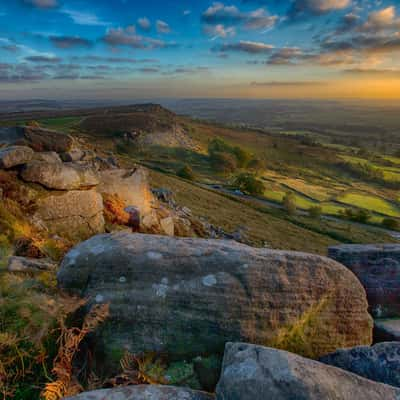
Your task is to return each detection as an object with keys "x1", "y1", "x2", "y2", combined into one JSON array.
[{"x1": 149, "y1": 170, "x2": 393, "y2": 255}]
